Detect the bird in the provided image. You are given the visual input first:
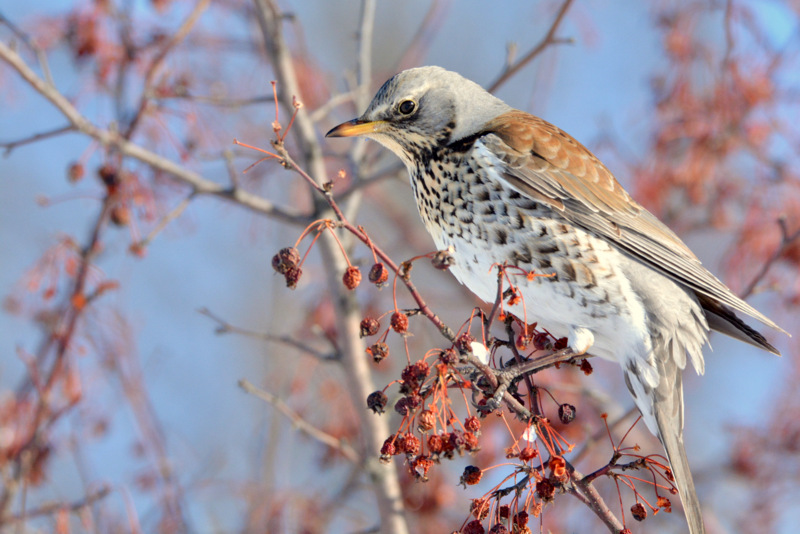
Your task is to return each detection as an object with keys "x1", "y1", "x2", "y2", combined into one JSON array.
[{"x1": 326, "y1": 66, "x2": 786, "y2": 533}]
